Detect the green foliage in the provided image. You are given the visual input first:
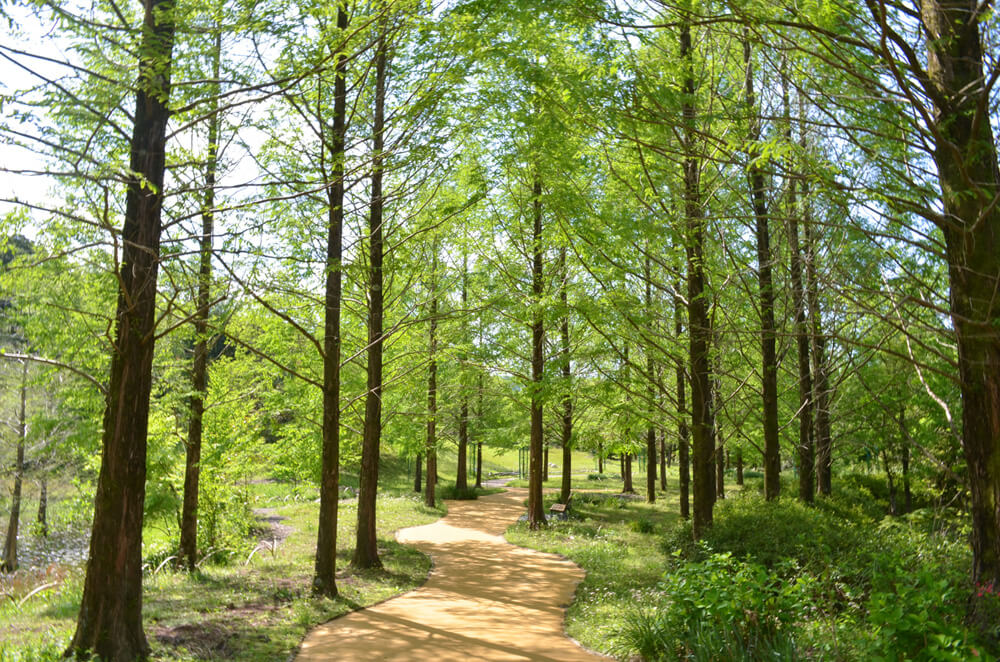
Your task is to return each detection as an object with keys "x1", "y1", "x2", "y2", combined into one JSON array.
[
  {"x1": 614, "y1": 552, "x2": 807, "y2": 662},
  {"x1": 864, "y1": 561, "x2": 984, "y2": 661}
]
